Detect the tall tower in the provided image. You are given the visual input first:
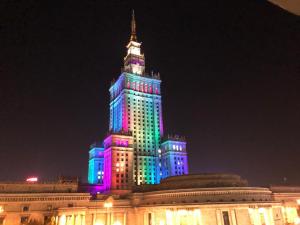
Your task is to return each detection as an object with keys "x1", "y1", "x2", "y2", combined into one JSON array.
[
  {"x1": 109, "y1": 11, "x2": 163, "y2": 185},
  {"x1": 88, "y1": 11, "x2": 188, "y2": 191}
]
